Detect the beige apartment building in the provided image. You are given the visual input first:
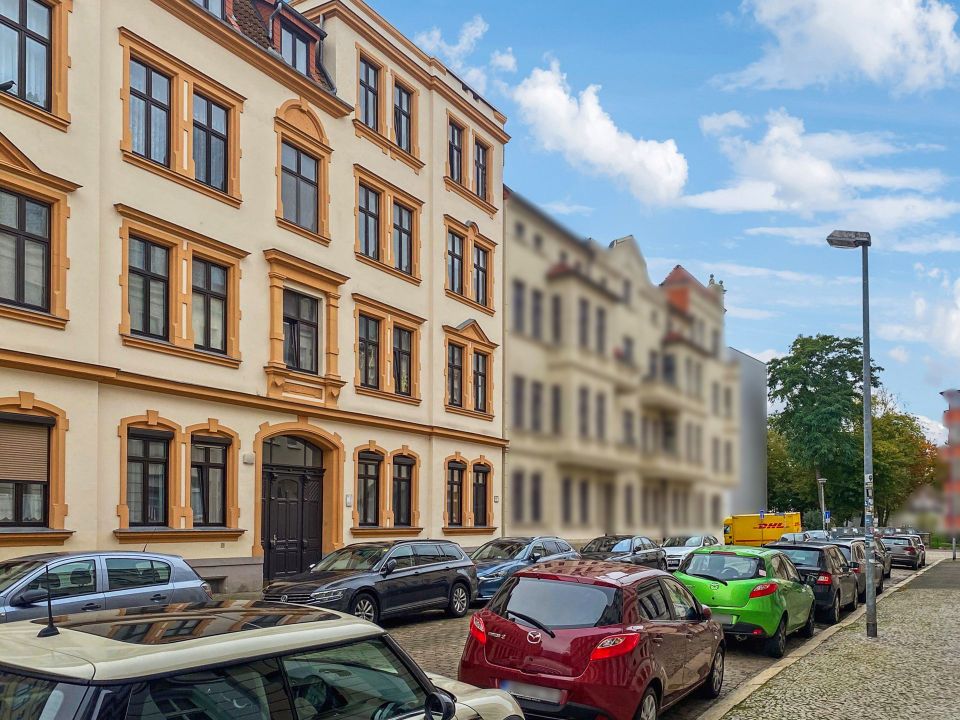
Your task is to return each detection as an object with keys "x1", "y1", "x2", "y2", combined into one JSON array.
[
  {"x1": 0, "y1": 0, "x2": 507, "y2": 590},
  {"x1": 504, "y1": 189, "x2": 739, "y2": 543}
]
